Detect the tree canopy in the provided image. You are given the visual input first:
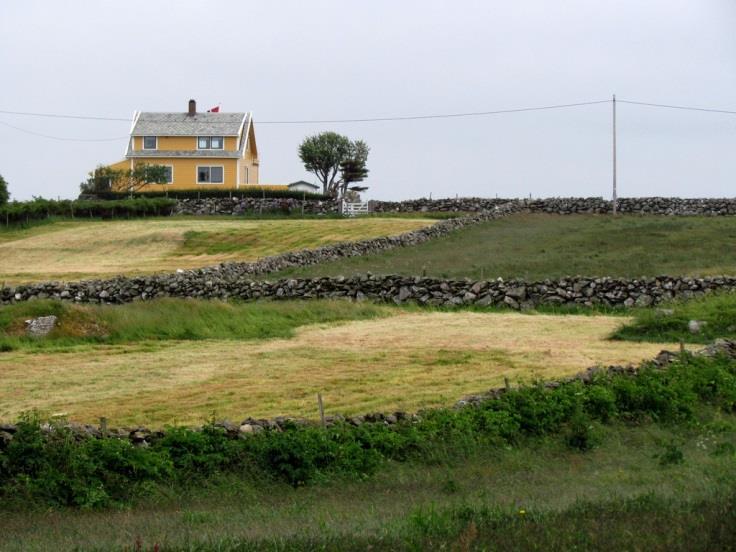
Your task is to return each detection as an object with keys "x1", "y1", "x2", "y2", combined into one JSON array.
[
  {"x1": 298, "y1": 132, "x2": 369, "y2": 198},
  {"x1": 80, "y1": 164, "x2": 169, "y2": 195},
  {"x1": 0, "y1": 174, "x2": 9, "y2": 206}
]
